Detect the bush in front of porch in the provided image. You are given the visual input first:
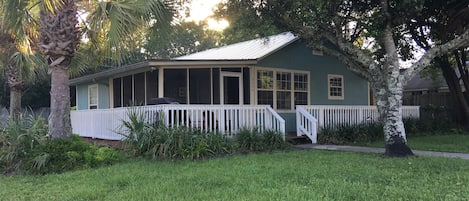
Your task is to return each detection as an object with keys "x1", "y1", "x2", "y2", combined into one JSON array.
[
  {"x1": 0, "y1": 113, "x2": 122, "y2": 175},
  {"x1": 318, "y1": 116, "x2": 463, "y2": 145},
  {"x1": 118, "y1": 109, "x2": 290, "y2": 160}
]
